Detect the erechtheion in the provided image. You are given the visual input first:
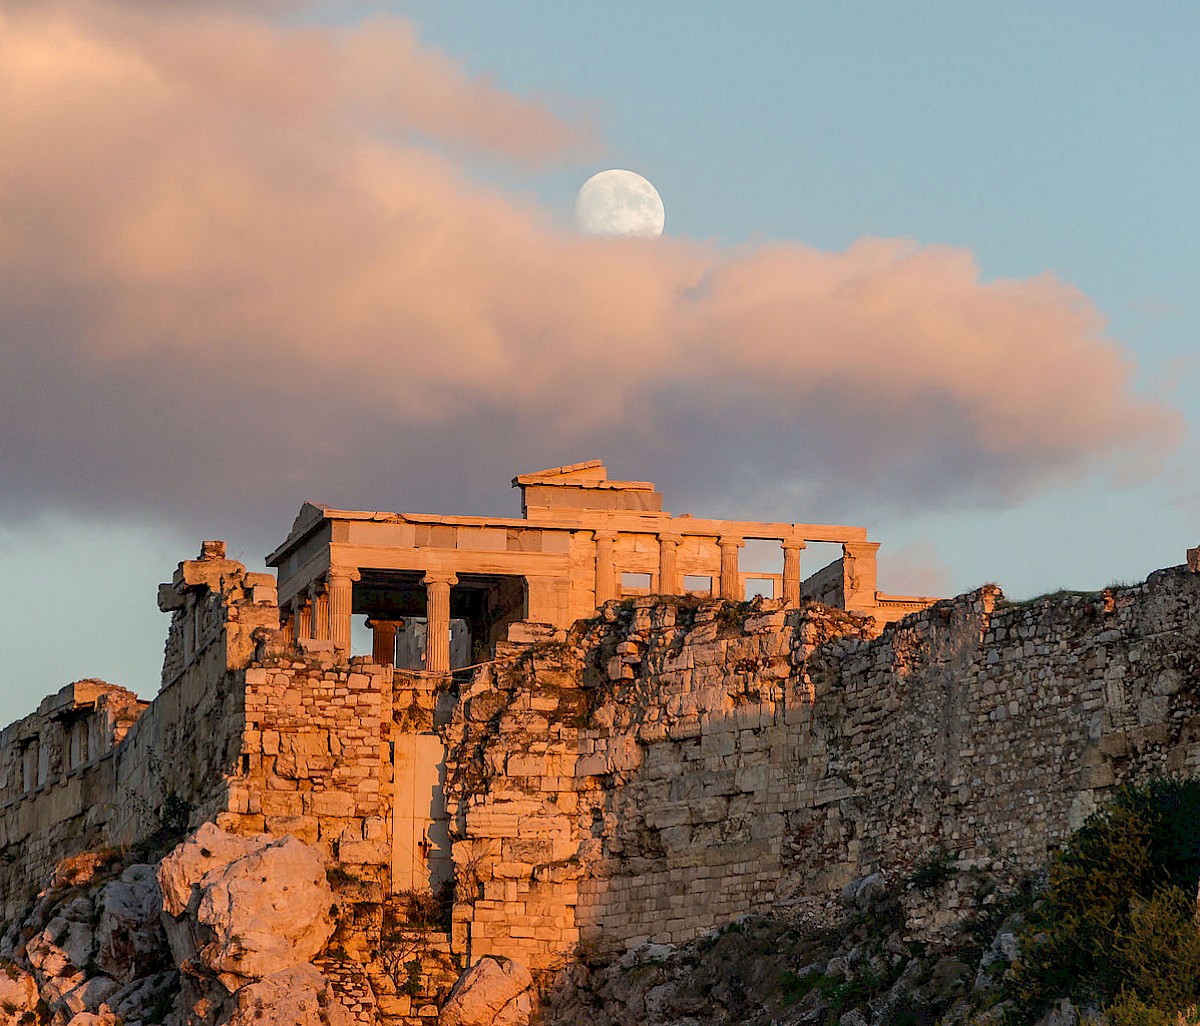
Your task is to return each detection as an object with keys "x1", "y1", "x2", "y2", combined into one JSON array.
[{"x1": 267, "y1": 460, "x2": 936, "y2": 675}]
